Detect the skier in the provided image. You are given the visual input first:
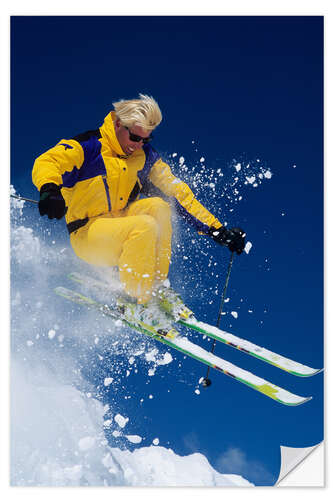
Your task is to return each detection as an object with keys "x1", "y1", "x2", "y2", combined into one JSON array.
[{"x1": 32, "y1": 94, "x2": 245, "y2": 326}]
